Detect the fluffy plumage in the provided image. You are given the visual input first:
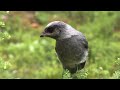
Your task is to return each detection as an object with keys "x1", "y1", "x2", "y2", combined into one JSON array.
[{"x1": 40, "y1": 21, "x2": 88, "y2": 74}]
